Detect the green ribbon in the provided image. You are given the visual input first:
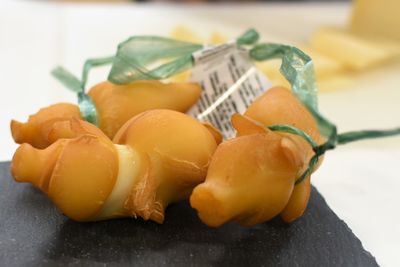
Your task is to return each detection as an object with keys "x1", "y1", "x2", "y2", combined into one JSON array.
[
  {"x1": 257, "y1": 44, "x2": 400, "y2": 184},
  {"x1": 52, "y1": 29, "x2": 259, "y2": 124},
  {"x1": 269, "y1": 125, "x2": 400, "y2": 184},
  {"x1": 107, "y1": 28, "x2": 259, "y2": 84},
  {"x1": 51, "y1": 56, "x2": 114, "y2": 126},
  {"x1": 107, "y1": 30, "x2": 337, "y2": 139},
  {"x1": 51, "y1": 29, "x2": 400, "y2": 179},
  {"x1": 106, "y1": 30, "x2": 400, "y2": 185},
  {"x1": 249, "y1": 43, "x2": 337, "y2": 138},
  {"x1": 248, "y1": 42, "x2": 334, "y2": 184}
]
